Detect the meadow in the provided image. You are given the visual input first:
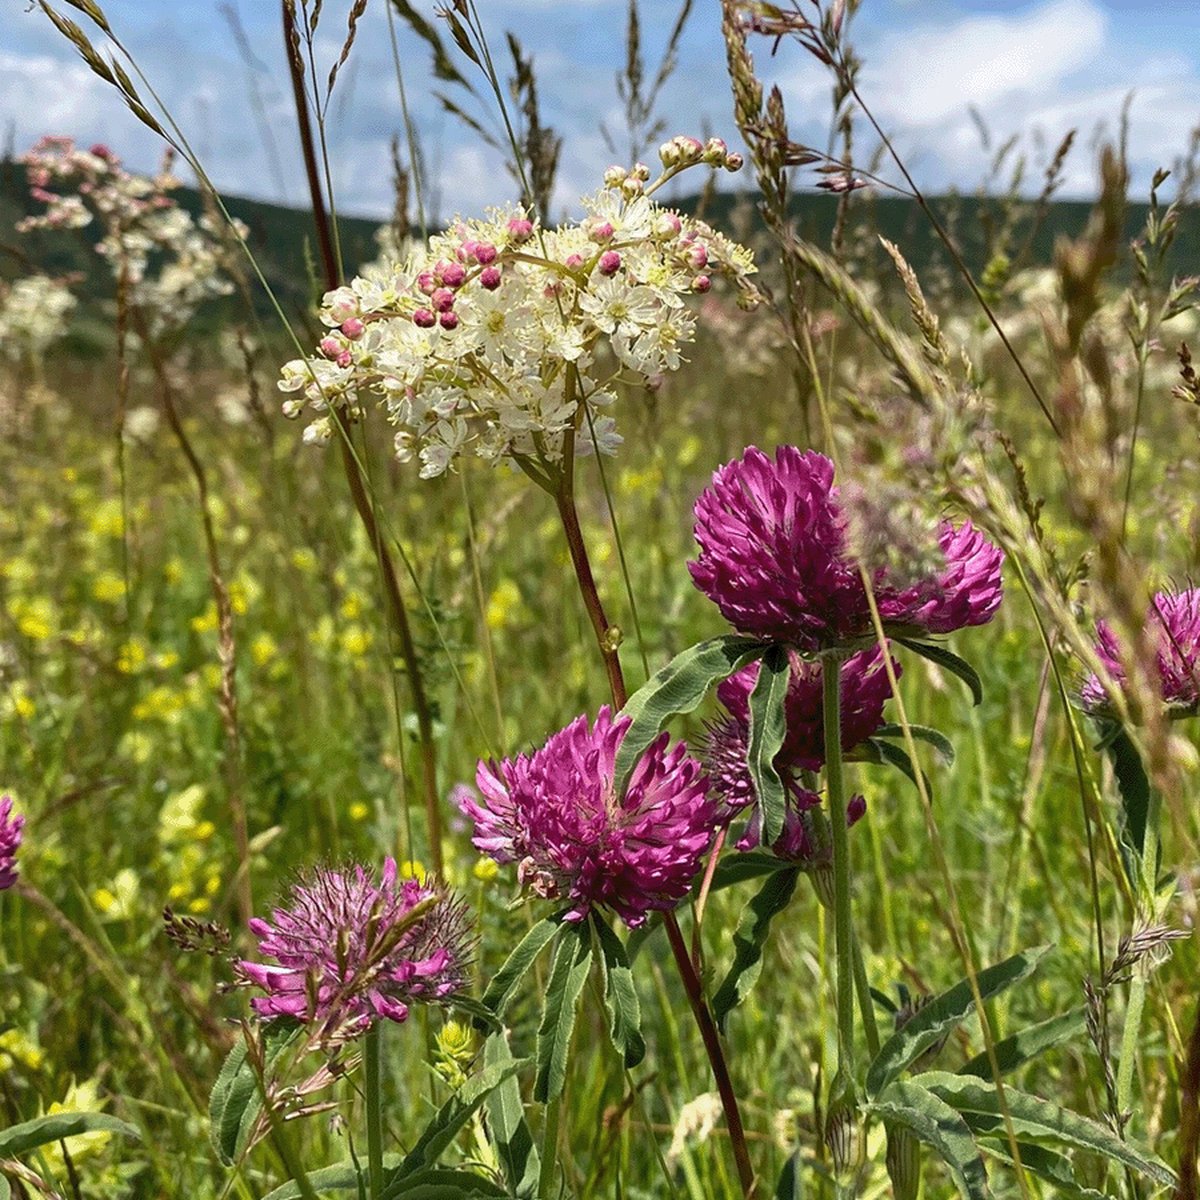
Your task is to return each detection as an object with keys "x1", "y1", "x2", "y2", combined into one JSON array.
[{"x1": 1, "y1": 2, "x2": 1199, "y2": 1198}]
